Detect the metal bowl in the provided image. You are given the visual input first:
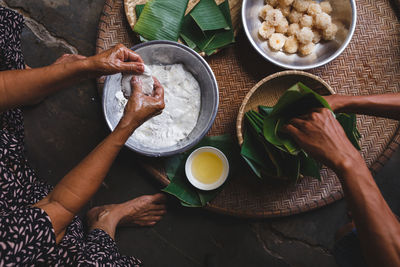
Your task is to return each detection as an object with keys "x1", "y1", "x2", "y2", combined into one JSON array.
[
  {"x1": 242, "y1": 0, "x2": 357, "y2": 70},
  {"x1": 102, "y1": 40, "x2": 219, "y2": 157}
]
